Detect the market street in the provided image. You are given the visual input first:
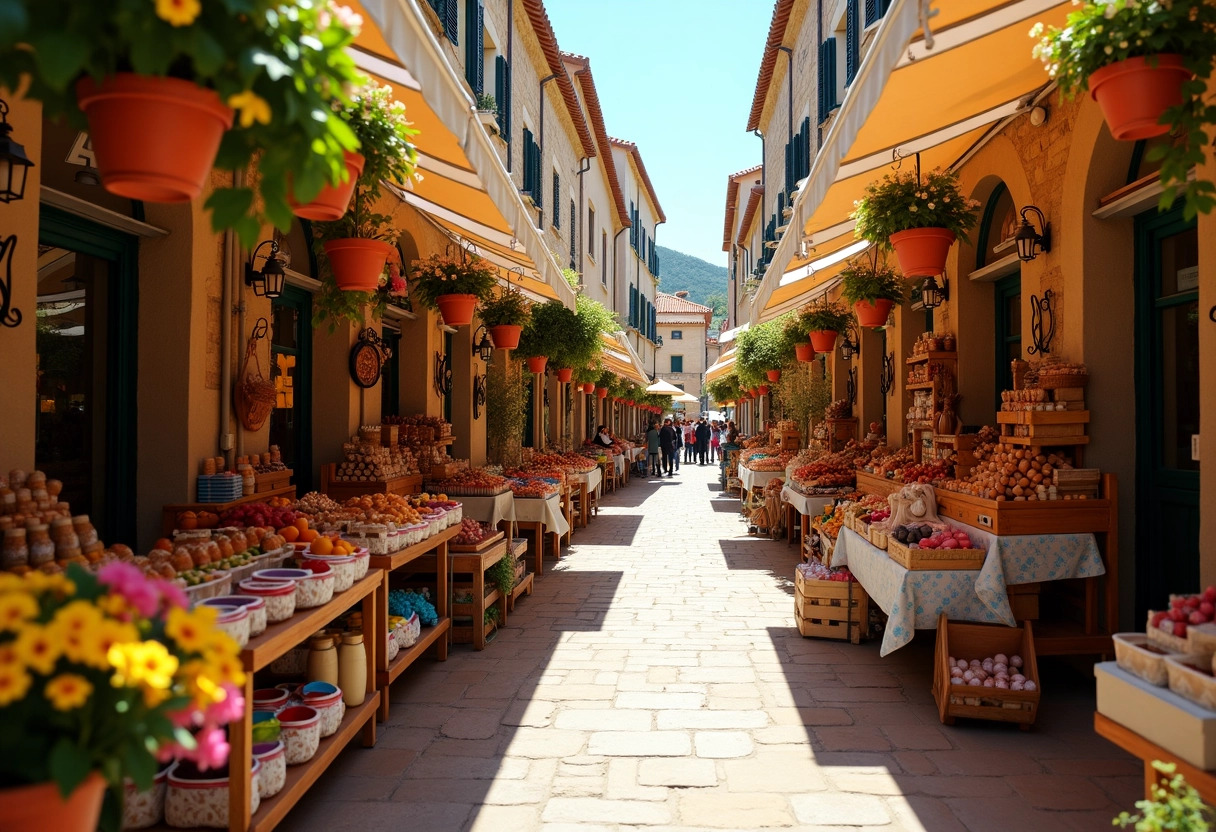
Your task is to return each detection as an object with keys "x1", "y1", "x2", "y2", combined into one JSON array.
[{"x1": 292, "y1": 462, "x2": 1138, "y2": 832}]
